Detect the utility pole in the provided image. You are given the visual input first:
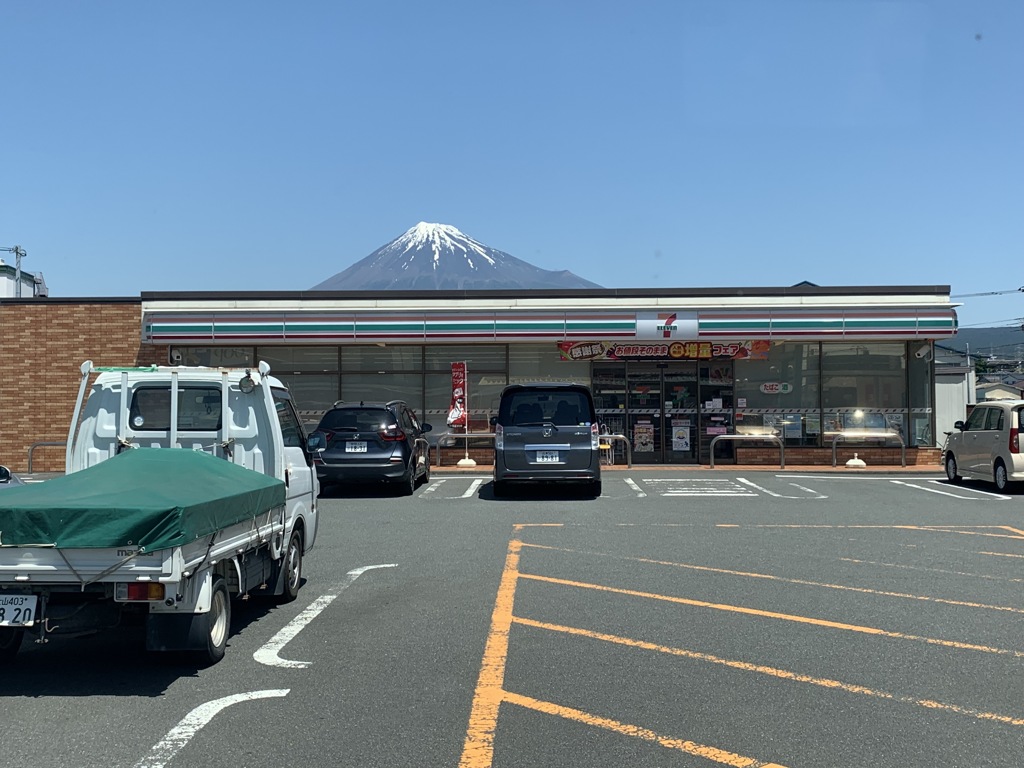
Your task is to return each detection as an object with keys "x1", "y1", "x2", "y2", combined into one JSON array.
[{"x1": 1, "y1": 245, "x2": 28, "y2": 298}]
